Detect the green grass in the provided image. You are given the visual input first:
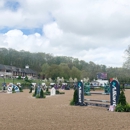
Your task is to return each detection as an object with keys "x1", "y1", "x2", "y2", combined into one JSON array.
[{"x1": 0, "y1": 78, "x2": 42, "y2": 90}]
